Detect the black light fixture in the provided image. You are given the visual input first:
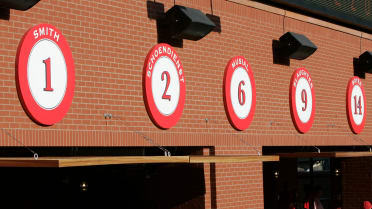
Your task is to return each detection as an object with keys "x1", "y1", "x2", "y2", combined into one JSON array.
[
  {"x1": 163, "y1": 5, "x2": 216, "y2": 41},
  {"x1": 278, "y1": 32, "x2": 317, "y2": 60},
  {"x1": 0, "y1": 0, "x2": 40, "y2": 11},
  {"x1": 358, "y1": 51, "x2": 372, "y2": 73}
]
